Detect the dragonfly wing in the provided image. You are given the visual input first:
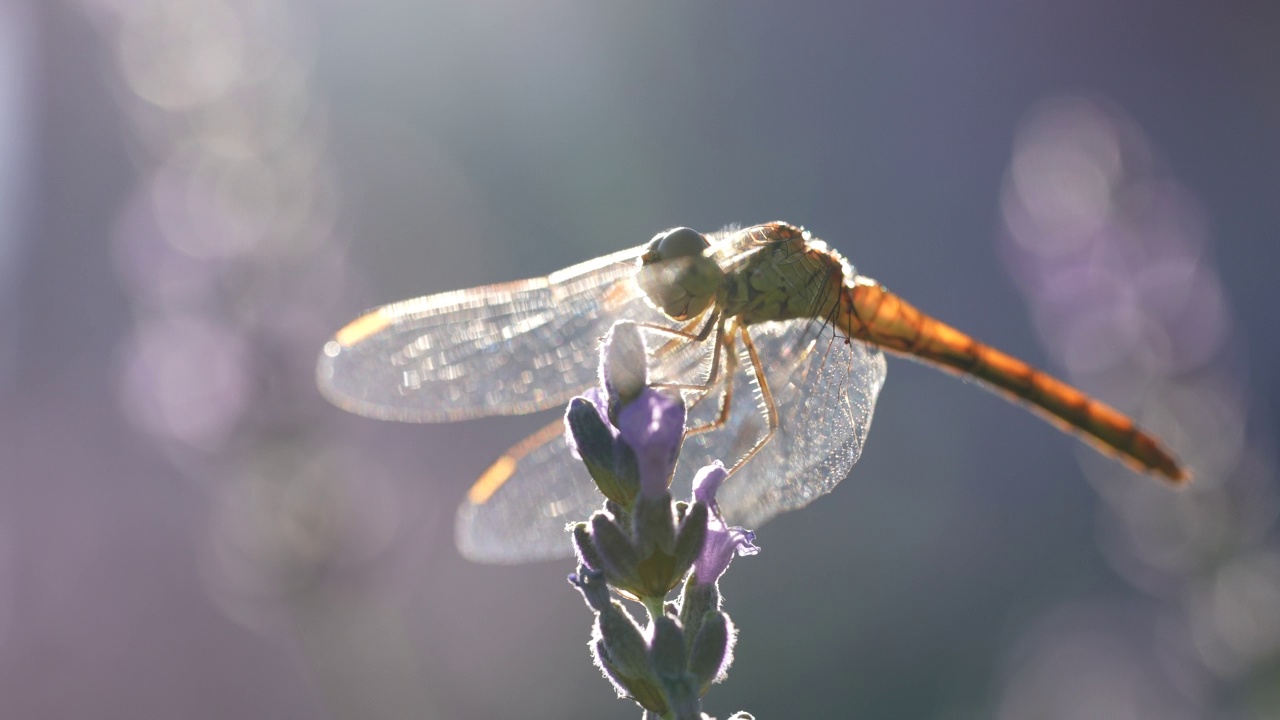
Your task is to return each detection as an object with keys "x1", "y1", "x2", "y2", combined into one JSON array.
[
  {"x1": 675, "y1": 318, "x2": 888, "y2": 529},
  {"x1": 317, "y1": 245, "x2": 661, "y2": 422},
  {"x1": 454, "y1": 316, "x2": 887, "y2": 562},
  {"x1": 455, "y1": 419, "x2": 601, "y2": 563}
]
